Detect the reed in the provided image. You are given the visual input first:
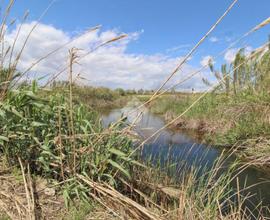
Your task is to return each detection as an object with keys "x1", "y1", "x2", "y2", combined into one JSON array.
[{"x1": 0, "y1": 0, "x2": 269, "y2": 219}]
